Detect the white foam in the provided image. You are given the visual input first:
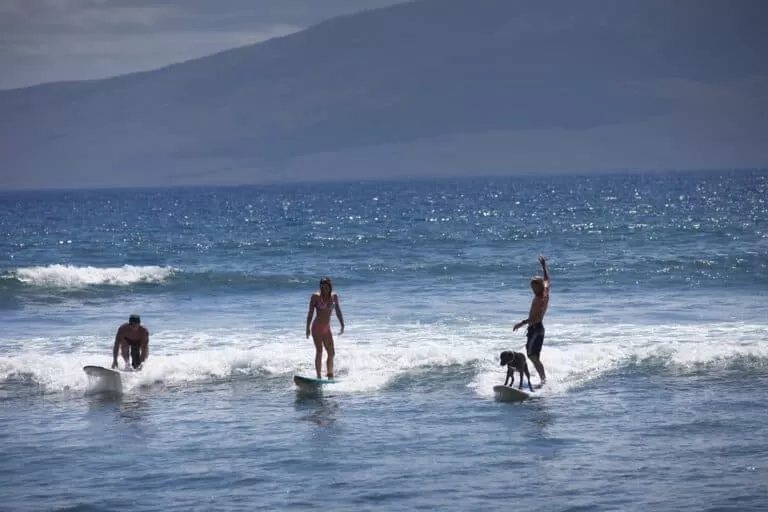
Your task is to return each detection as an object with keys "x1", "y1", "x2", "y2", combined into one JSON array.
[
  {"x1": 9, "y1": 264, "x2": 175, "y2": 287},
  {"x1": 1, "y1": 320, "x2": 765, "y2": 397},
  {"x1": 470, "y1": 321, "x2": 768, "y2": 399},
  {"x1": 0, "y1": 354, "x2": 92, "y2": 394}
]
